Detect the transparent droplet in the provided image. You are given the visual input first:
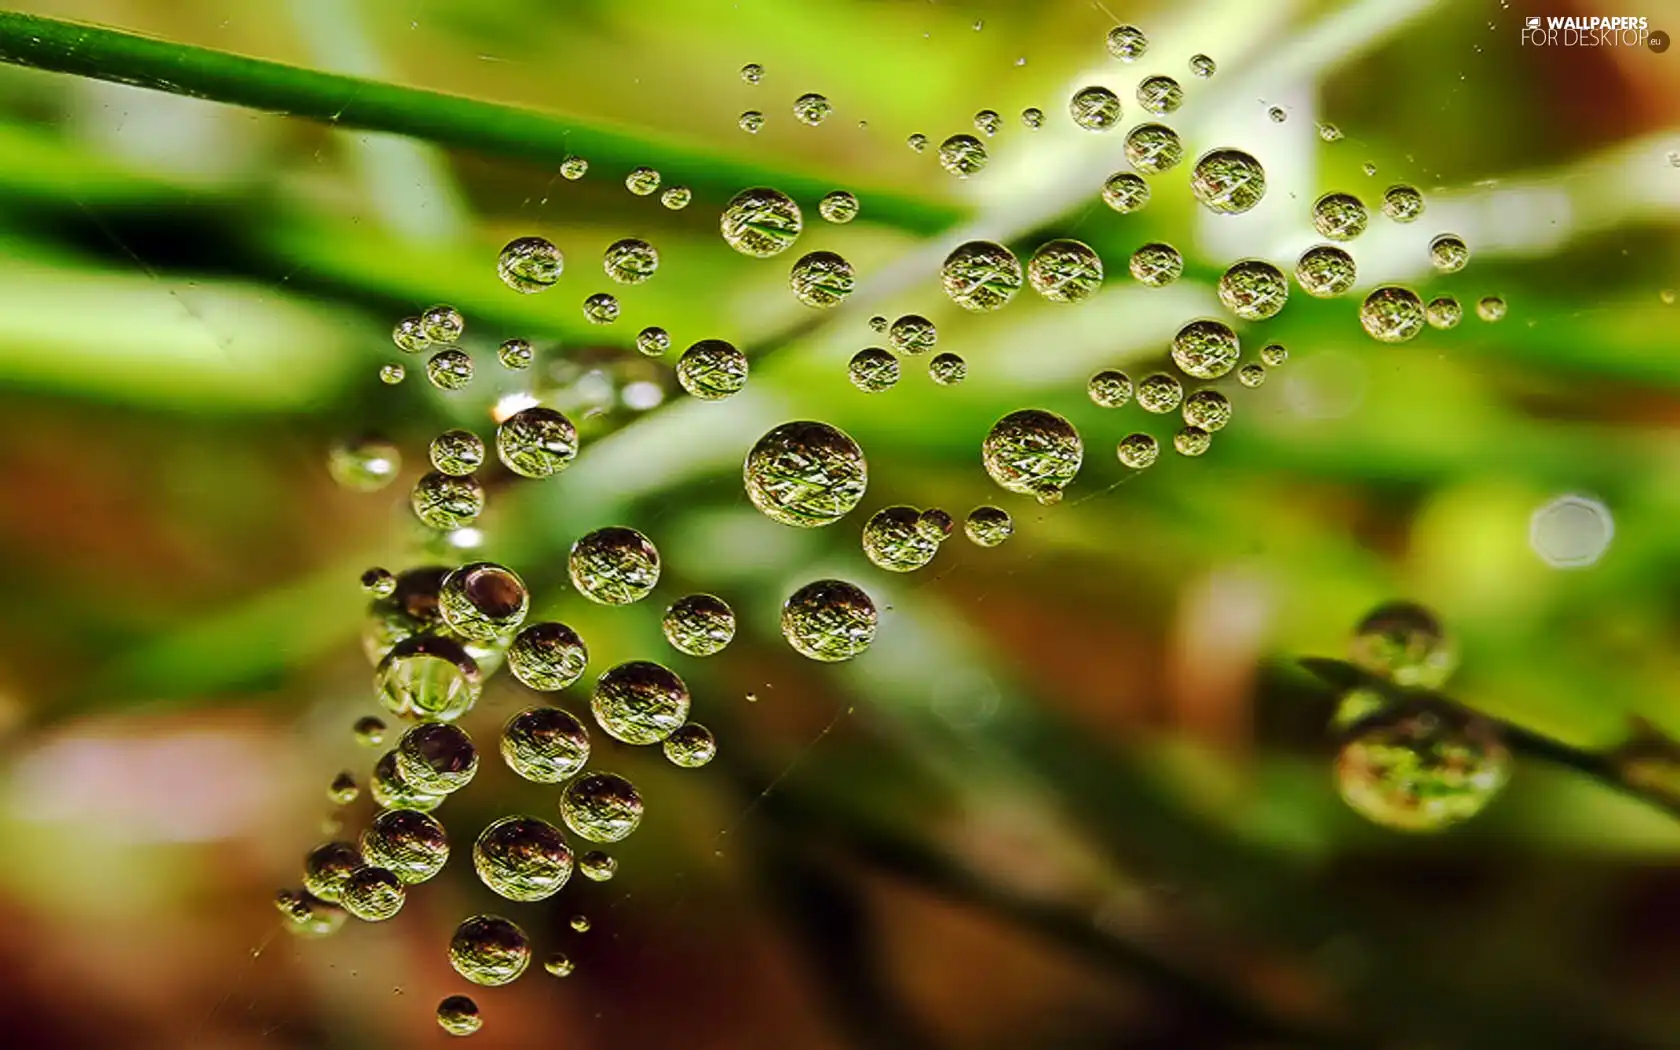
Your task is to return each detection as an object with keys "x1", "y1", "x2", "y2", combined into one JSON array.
[
  {"x1": 427, "y1": 348, "x2": 474, "y2": 391},
  {"x1": 591, "y1": 660, "x2": 690, "y2": 745},
  {"x1": 868, "y1": 315, "x2": 889, "y2": 333},
  {"x1": 1088, "y1": 369, "x2": 1133, "y2": 407},
  {"x1": 888, "y1": 314, "x2": 937, "y2": 355},
  {"x1": 561, "y1": 771, "x2": 643, "y2": 842},
  {"x1": 658, "y1": 184, "x2": 692, "y2": 210},
  {"x1": 1183, "y1": 390, "x2": 1233, "y2": 431},
  {"x1": 792, "y1": 92, "x2": 832, "y2": 126},
  {"x1": 907, "y1": 132, "x2": 929, "y2": 152},
  {"x1": 570, "y1": 914, "x2": 591, "y2": 932},
  {"x1": 329, "y1": 437, "x2": 401, "y2": 492},
  {"x1": 1295, "y1": 244, "x2": 1358, "y2": 298},
  {"x1": 848, "y1": 347, "x2": 900, "y2": 392},
  {"x1": 721, "y1": 187, "x2": 803, "y2": 257},
  {"x1": 1026, "y1": 239, "x2": 1104, "y2": 303},
  {"x1": 1218, "y1": 259, "x2": 1289, "y2": 321},
  {"x1": 982, "y1": 409, "x2": 1083, "y2": 500},
  {"x1": 341, "y1": 866, "x2": 404, "y2": 922},
  {"x1": 422, "y1": 305, "x2": 465, "y2": 344},
  {"x1": 1101, "y1": 172, "x2": 1151, "y2": 213},
  {"x1": 1191, "y1": 148, "x2": 1267, "y2": 214},
  {"x1": 1529, "y1": 494, "x2": 1614, "y2": 569},
  {"x1": 1173, "y1": 425, "x2": 1212, "y2": 457},
  {"x1": 436, "y1": 995, "x2": 482, "y2": 1037},
  {"x1": 569, "y1": 526, "x2": 661, "y2": 606},
  {"x1": 1189, "y1": 53, "x2": 1216, "y2": 77},
  {"x1": 1123, "y1": 123, "x2": 1183, "y2": 174},
  {"x1": 1476, "y1": 295, "x2": 1507, "y2": 322},
  {"x1": 941, "y1": 240, "x2": 1024, "y2": 311},
  {"x1": 1427, "y1": 233, "x2": 1470, "y2": 274},
  {"x1": 1350, "y1": 601, "x2": 1456, "y2": 688},
  {"x1": 1267, "y1": 105, "x2": 1287, "y2": 123},
  {"x1": 1312, "y1": 192, "x2": 1368, "y2": 241},
  {"x1": 625, "y1": 167, "x2": 661, "y2": 196},
  {"x1": 1116, "y1": 433, "x2": 1160, "y2": 469},
  {"x1": 1069, "y1": 86, "x2": 1123, "y2": 130},
  {"x1": 1021, "y1": 107, "x2": 1045, "y2": 129},
  {"x1": 603, "y1": 238, "x2": 659, "y2": 285},
  {"x1": 579, "y1": 850, "x2": 617, "y2": 881},
  {"x1": 963, "y1": 506, "x2": 1013, "y2": 547},
  {"x1": 582, "y1": 292, "x2": 620, "y2": 325},
  {"x1": 662, "y1": 594, "x2": 736, "y2": 657},
  {"x1": 781, "y1": 579, "x2": 877, "y2": 662},
  {"x1": 1337, "y1": 703, "x2": 1509, "y2": 832},
  {"x1": 497, "y1": 338, "x2": 533, "y2": 370},
  {"x1": 1260, "y1": 343, "x2": 1288, "y2": 367},
  {"x1": 1129, "y1": 242, "x2": 1182, "y2": 286},
  {"x1": 449, "y1": 915, "x2": 531, "y2": 987},
  {"x1": 1171, "y1": 319, "x2": 1241, "y2": 380},
  {"x1": 929, "y1": 353, "x2": 967, "y2": 386},
  {"x1": 818, "y1": 190, "x2": 860, "y2": 224},
  {"x1": 629, "y1": 326, "x2": 668, "y2": 358},
  {"x1": 1136, "y1": 75, "x2": 1183, "y2": 115},
  {"x1": 499, "y1": 706, "x2": 590, "y2": 785},
  {"x1": 938, "y1": 134, "x2": 989, "y2": 177},
  {"x1": 1425, "y1": 296, "x2": 1462, "y2": 329},
  {"x1": 663, "y1": 722, "x2": 717, "y2": 768},
  {"x1": 1105, "y1": 24, "x2": 1148, "y2": 62},
  {"x1": 303, "y1": 841, "x2": 362, "y2": 903},
  {"x1": 375, "y1": 634, "x2": 482, "y2": 722},
  {"x1": 437, "y1": 562, "x2": 527, "y2": 641},
  {"x1": 276, "y1": 889, "x2": 346, "y2": 938},
  {"x1": 545, "y1": 953, "x2": 576, "y2": 978},
  {"x1": 862, "y1": 506, "x2": 940, "y2": 572},
  {"x1": 396, "y1": 722, "x2": 478, "y2": 794},
  {"x1": 1236, "y1": 362, "x2": 1266, "y2": 388},
  {"x1": 917, "y1": 508, "x2": 954, "y2": 540},
  {"x1": 744, "y1": 421, "x2": 868, "y2": 527},
  {"x1": 496, "y1": 406, "x2": 578, "y2": 479},
  {"x1": 739, "y1": 109, "x2": 765, "y2": 133},
  {"x1": 328, "y1": 770, "x2": 359, "y2": 805},
  {"x1": 360, "y1": 807, "x2": 449, "y2": 884},
  {"x1": 392, "y1": 316, "x2": 429, "y2": 353},
  {"x1": 1381, "y1": 184, "x2": 1424, "y2": 222},
  {"x1": 370, "y1": 750, "x2": 445, "y2": 812},
  {"x1": 1136, "y1": 372, "x2": 1184, "y2": 414},
  {"x1": 411, "y1": 472, "x2": 485, "y2": 531},
  {"x1": 361, "y1": 568, "x2": 396, "y2": 598},
  {"x1": 1319, "y1": 122, "x2": 1344, "y2": 141},
  {"x1": 789, "y1": 250, "x2": 856, "y2": 308},
  {"x1": 425, "y1": 430, "x2": 482, "y2": 478},
  {"x1": 1362, "y1": 161, "x2": 1377, "y2": 176},
  {"x1": 474, "y1": 816, "x2": 573, "y2": 901},
  {"x1": 1359, "y1": 286, "x2": 1426, "y2": 343},
  {"x1": 974, "y1": 109, "x2": 1002, "y2": 136},
  {"x1": 497, "y1": 236, "x2": 564, "y2": 294},
  {"x1": 559, "y1": 155, "x2": 588, "y2": 180},
  {"x1": 378, "y1": 363, "x2": 405, "y2": 385},
  {"x1": 353, "y1": 715, "x2": 387, "y2": 747}
]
